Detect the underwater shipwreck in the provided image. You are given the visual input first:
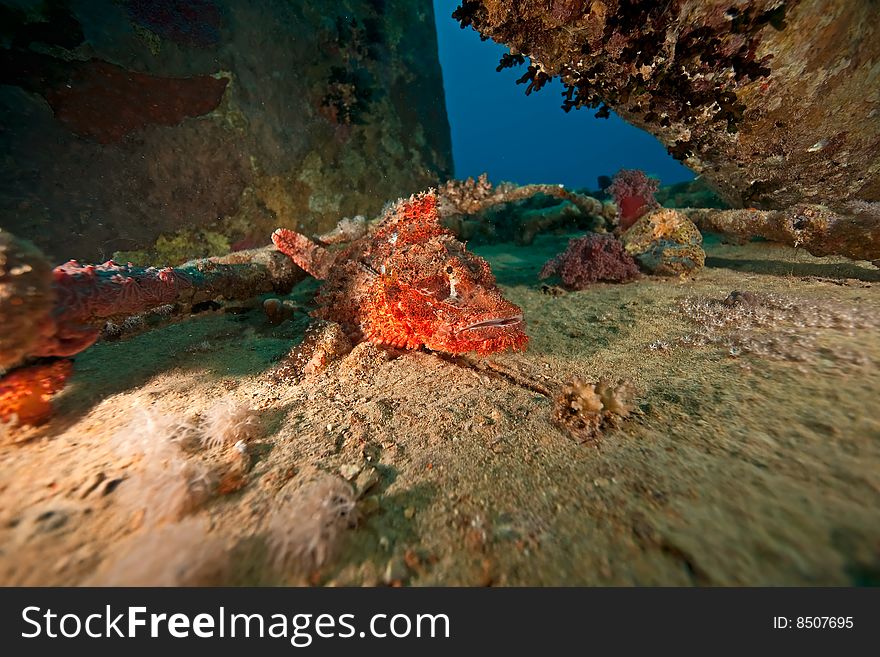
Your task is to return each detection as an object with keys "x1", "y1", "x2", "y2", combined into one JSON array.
[{"x1": 0, "y1": 0, "x2": 879, "y2": 586}]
